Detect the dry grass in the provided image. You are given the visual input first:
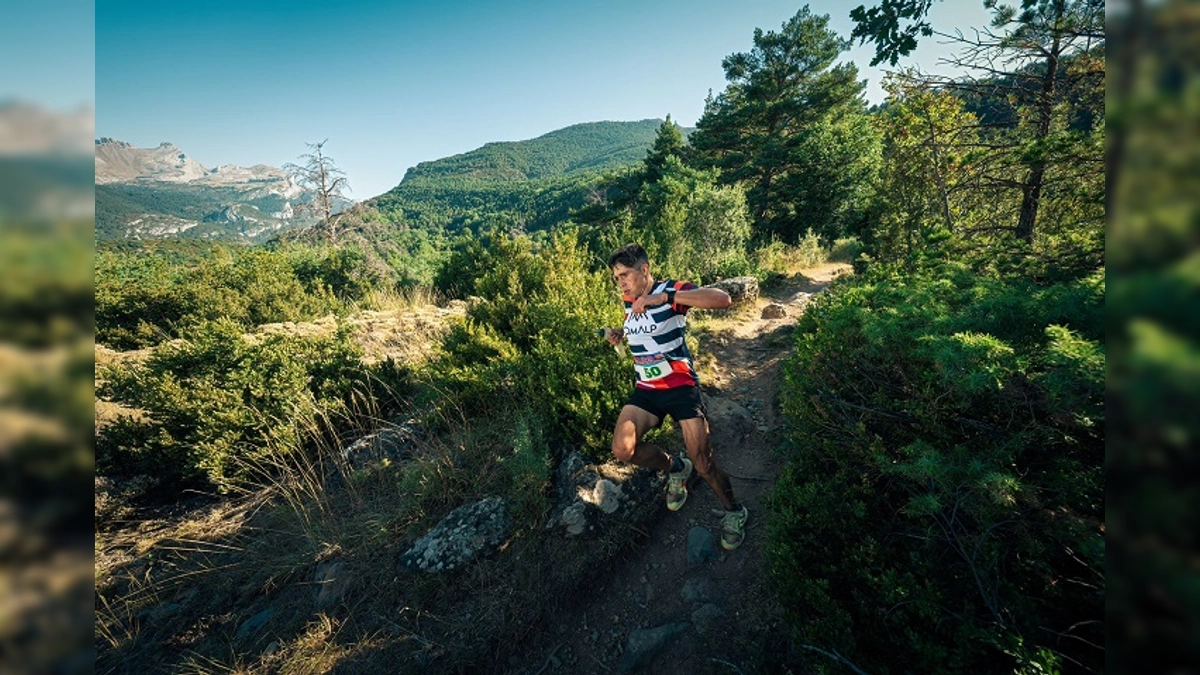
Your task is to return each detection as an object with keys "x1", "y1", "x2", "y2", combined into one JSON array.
[
  {"x1": 94, "y1": 393, "x2": 663, "y2": 675},
  {"x1": 92, "y1": 290, "x2": 674, "y2": 674},
  {"x1": 249, "y1": 301, "x2": 466, "y2": 367}
]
